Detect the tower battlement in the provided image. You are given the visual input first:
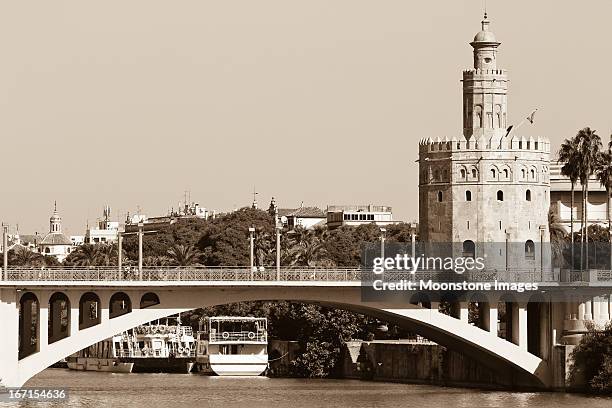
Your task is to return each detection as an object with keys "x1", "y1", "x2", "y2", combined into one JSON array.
[
  {"x1": 418, "y1": 135, "x2": 550, "y2": 153},
  {"x1": 462, "y1": 69, "x2": 507, "y2": 76}
]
